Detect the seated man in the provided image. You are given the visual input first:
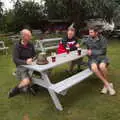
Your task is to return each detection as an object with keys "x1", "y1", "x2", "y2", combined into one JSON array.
[
  {"x1": 58, "y1": 24, "x2": 82, "y2": 73},
  {"x1": 8, "y1": 29, "x2": 36, "y2": 98},
  {"x1": 82, "y1": 27, "x2": 116, "y2": 95}
]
